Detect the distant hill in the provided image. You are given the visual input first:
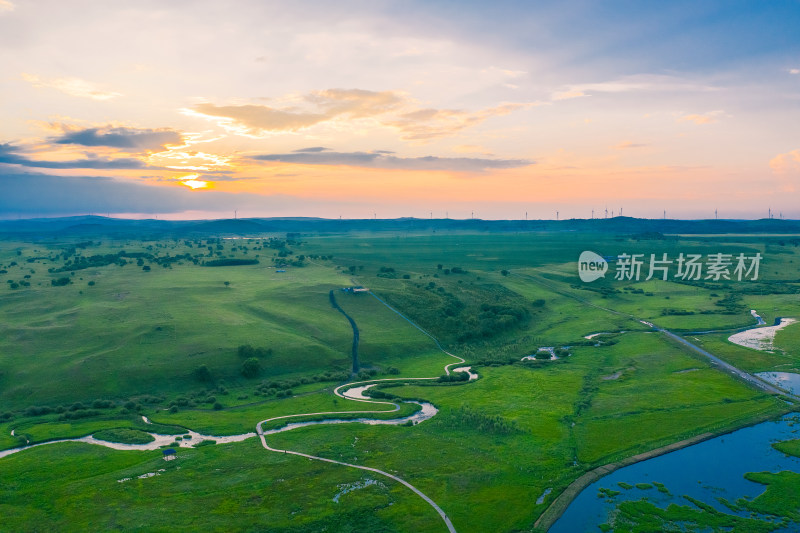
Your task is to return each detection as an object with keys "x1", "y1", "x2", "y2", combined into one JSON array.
[
  {"x1": 1, "y1": 215, "x2": 799, "y2": 238},
  {"x1": 184, "y1": 219, "x2": 267, "y2": 235}
]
